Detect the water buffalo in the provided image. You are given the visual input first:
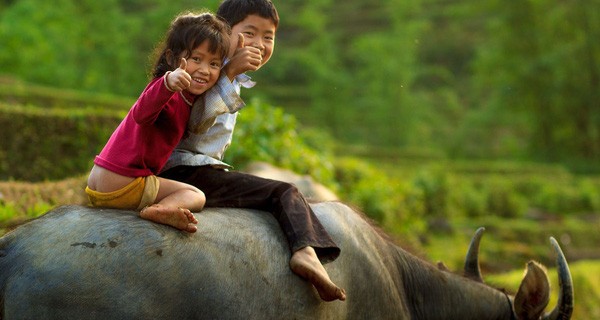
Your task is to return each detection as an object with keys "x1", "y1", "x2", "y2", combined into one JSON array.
[
  {"x1": 242, "y1": 161, "x2": 339, "y2": 201},
  {"x1": 0, "y1": 203, "x2": 572, "y2": 319}
]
